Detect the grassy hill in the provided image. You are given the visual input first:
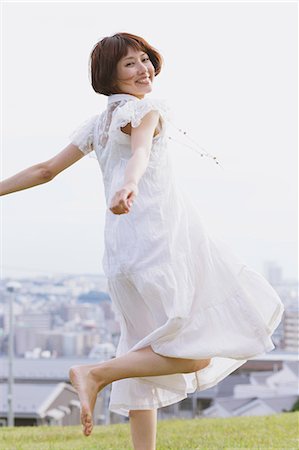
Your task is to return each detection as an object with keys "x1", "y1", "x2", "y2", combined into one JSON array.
[{"x1": 0, "y1": 412, "x2": 298, "y2": 449}]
